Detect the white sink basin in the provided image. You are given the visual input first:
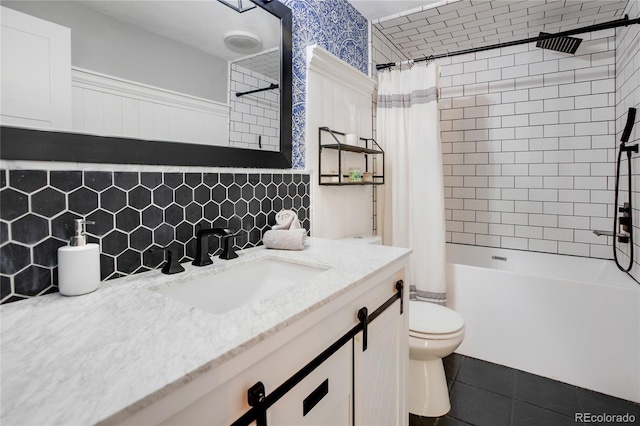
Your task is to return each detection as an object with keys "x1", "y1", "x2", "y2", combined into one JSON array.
[{"x1": 154, "y1": 258, "x2": 328, "y2": 314}]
